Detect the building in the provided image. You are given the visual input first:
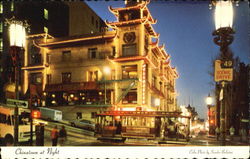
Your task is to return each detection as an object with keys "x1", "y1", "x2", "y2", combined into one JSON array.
[
  {"x1": 22, "y1": 1, "x2": 179, "y2": 121},
  {"x1": 0, "y1": 1, "x2": 106, "y2": 101},
  {"x1": 215, "y1": 62, "x2": 249, "y2": 135}
]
